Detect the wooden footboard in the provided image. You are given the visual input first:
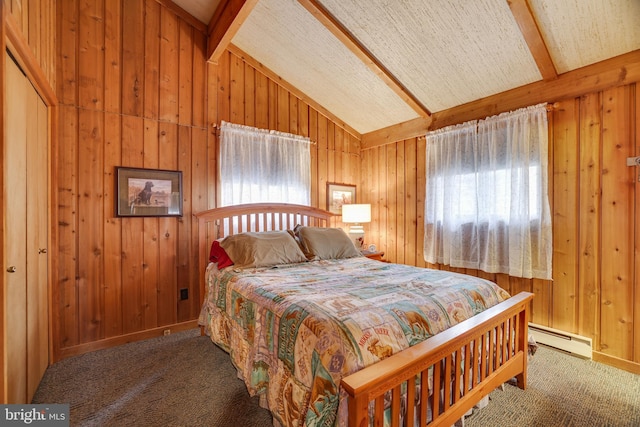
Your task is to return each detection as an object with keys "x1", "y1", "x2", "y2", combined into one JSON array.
[{"x1": 341, "y1": 291, "x2": 534, "y2": 427}]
